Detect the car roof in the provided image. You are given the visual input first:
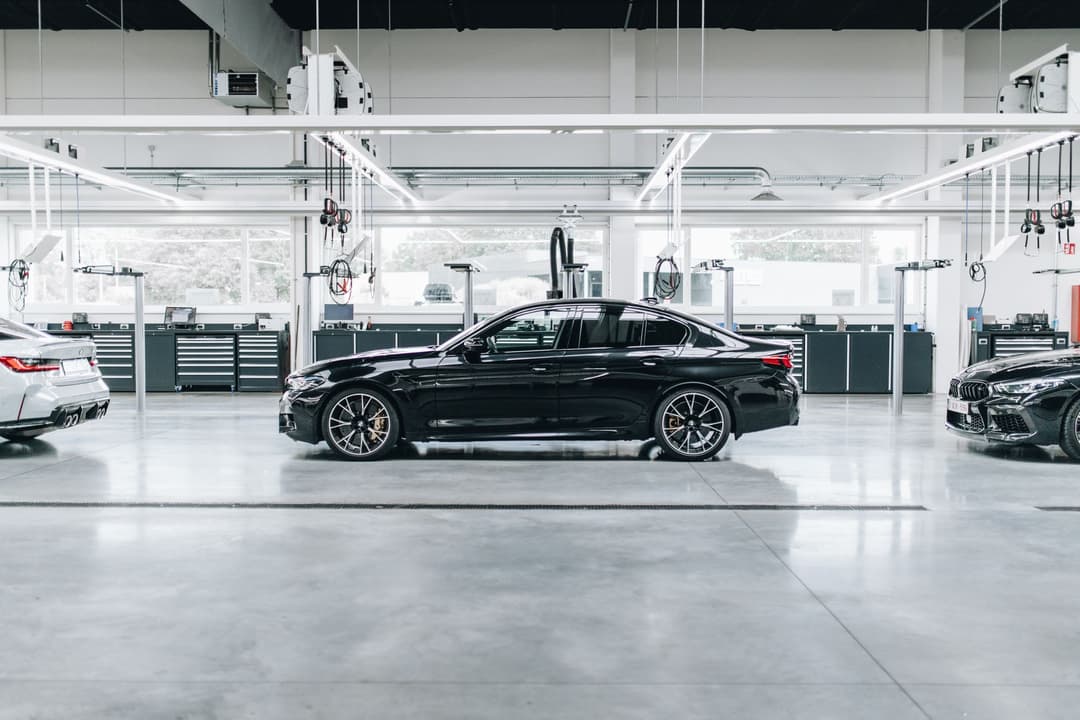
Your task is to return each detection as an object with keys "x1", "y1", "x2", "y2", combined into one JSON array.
[{"x1": 520, "y1": 297, "x2": 705, "y2": 324}]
